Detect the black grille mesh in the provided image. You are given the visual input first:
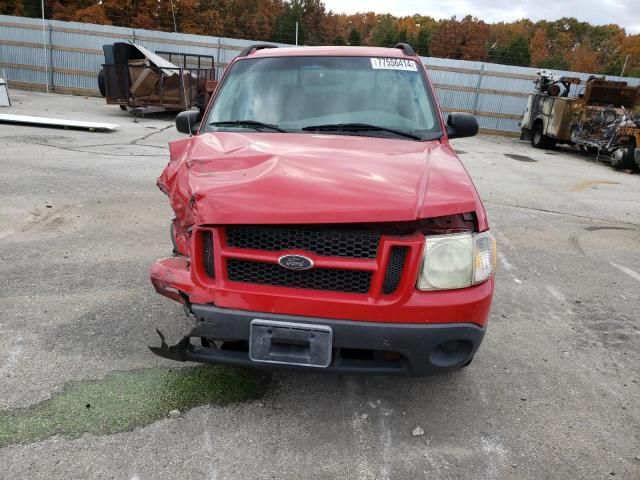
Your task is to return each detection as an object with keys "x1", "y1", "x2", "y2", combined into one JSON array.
[
  {"x1": 227, "y1": 259, "x2": 372, "y2": 294},
  {"x1": 382, "y1": 247, "x2": 408, "y2": 294},
  {"x1": 225, "y1": 225, "x2": 380, "y2": 259},
  {"x1": 202, "y1": 231, "x2": 215, "y2": 278}
]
